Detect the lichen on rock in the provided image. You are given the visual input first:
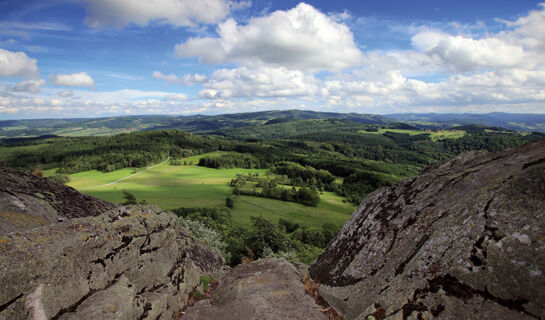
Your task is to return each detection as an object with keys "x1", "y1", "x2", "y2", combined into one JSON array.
[
  {"x1": 0, "y1": 205, "x2": 223, "y2": 320},
  {"x1": 310, "y1": 139, "x2": 545, "y2": 320}
]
